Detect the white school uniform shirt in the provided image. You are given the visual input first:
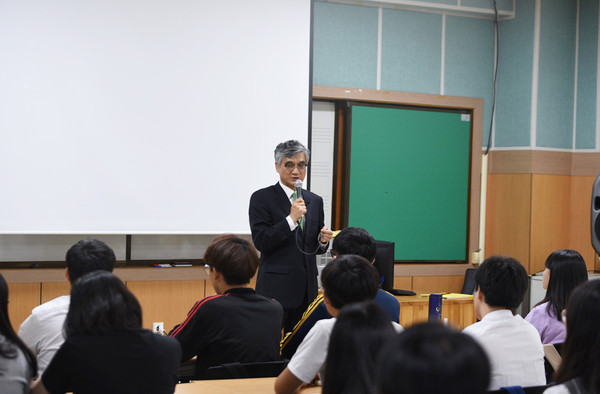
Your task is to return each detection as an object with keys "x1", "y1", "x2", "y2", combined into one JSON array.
[
  {"x1": 463, "y1": 309, "x2": 546, "y2": 390},
  {"x1": 18, "y1": 295, "x2": 70, "y2": 375},
  {"x1": 287, "y1": 317, "x2": 403, "y2": 384},
  {"x1": 543, "y1": 384, "x2": 571, "y2": 394}
]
